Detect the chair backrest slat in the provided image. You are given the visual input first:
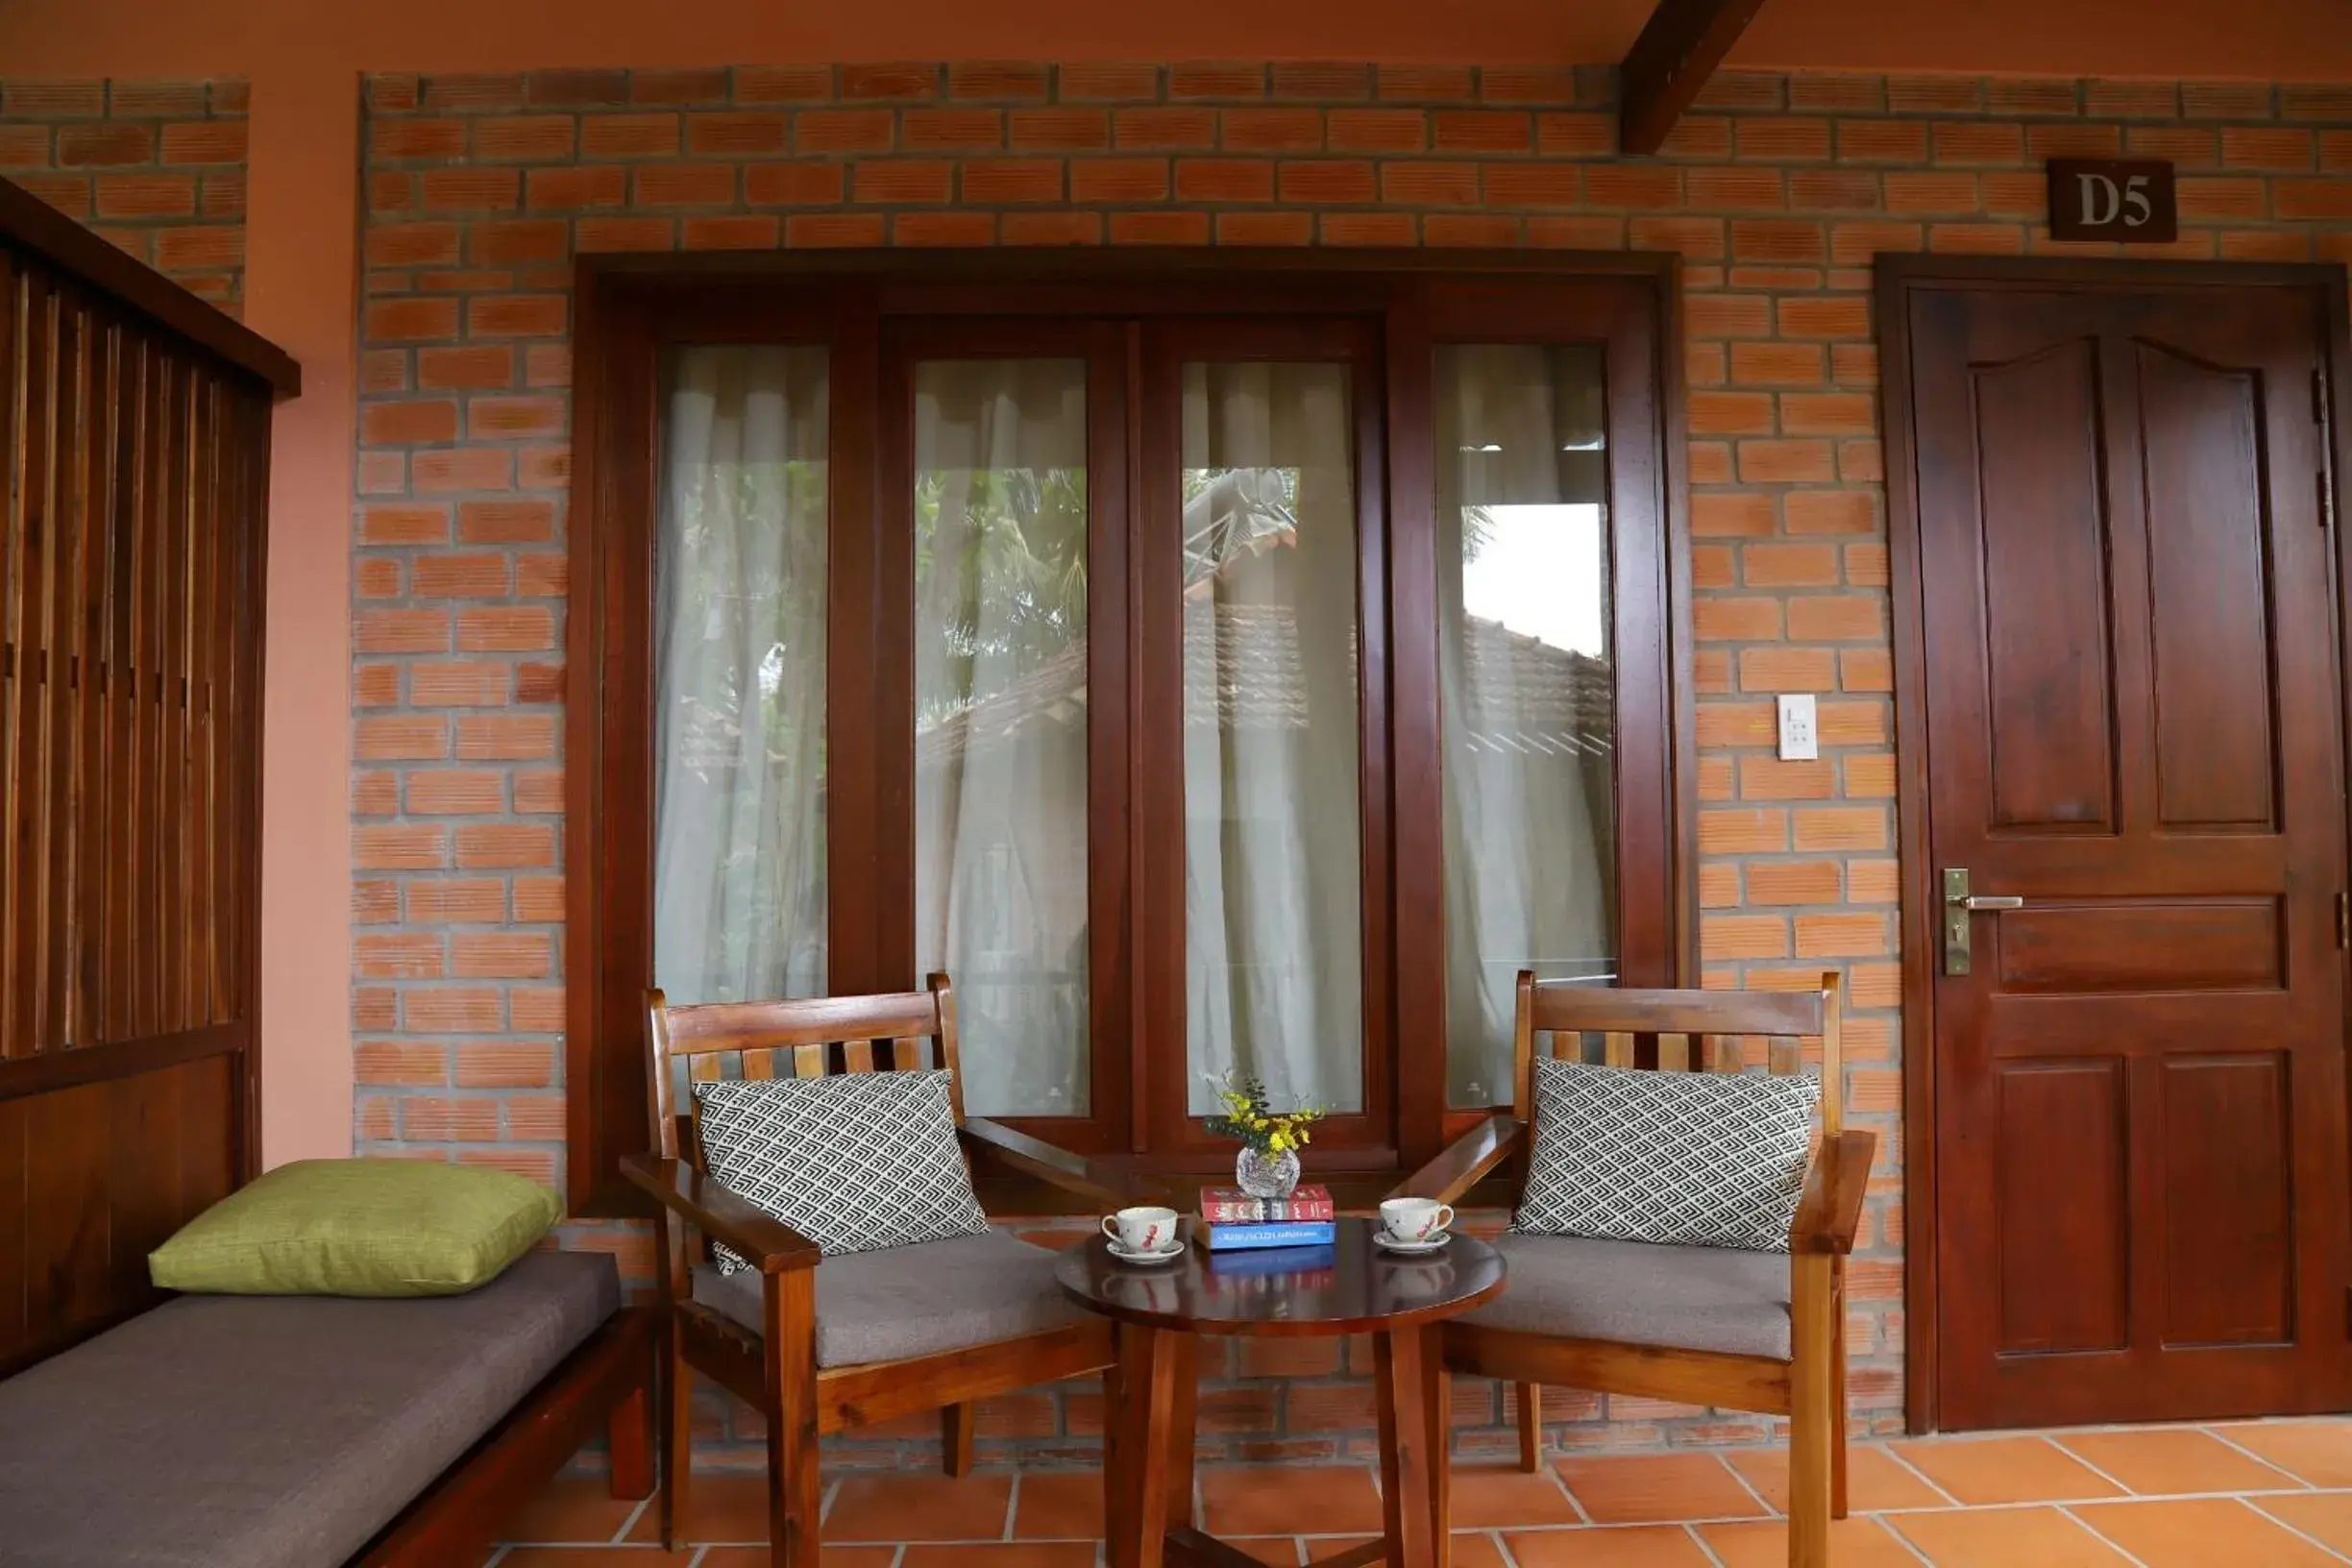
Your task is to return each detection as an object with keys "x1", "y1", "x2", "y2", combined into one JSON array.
[
  {"x1": 935, "y1": 1003, "x2": 967, "y2": 1122},
  {"x1": 1509, "y1": 973, "x2": 1842, "y2": 1136},
  {"x1": 645, "y1": 974, "x2": 968, "y2": 1177},
  {"x1": 1524, "y1": 985, "x2": 1825, "y2": 1040},
  {"x1": 663, "y1": 990, "x2": 944, "y2": 1053}
]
